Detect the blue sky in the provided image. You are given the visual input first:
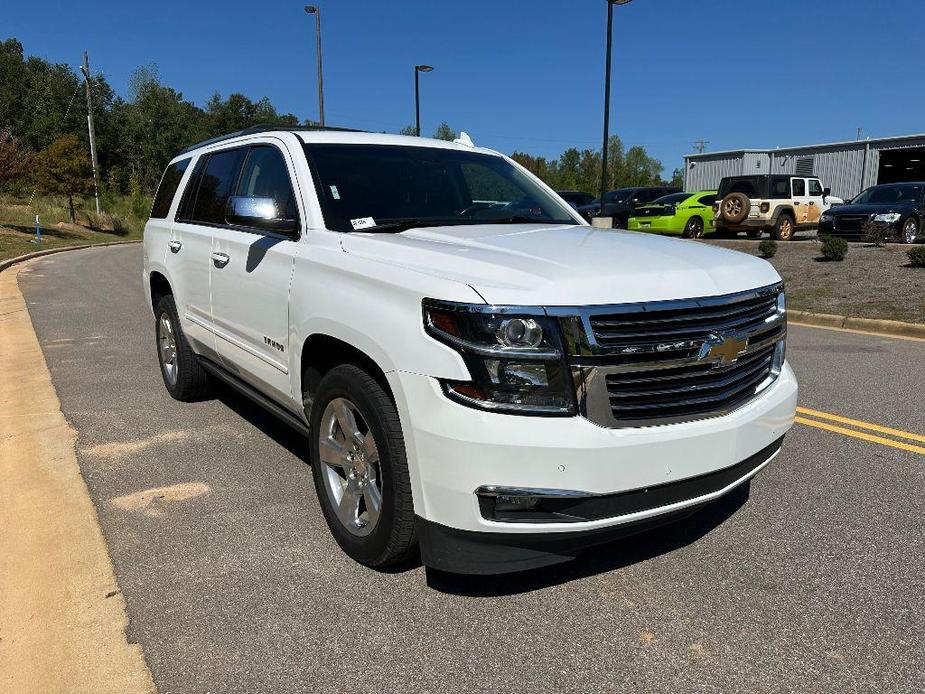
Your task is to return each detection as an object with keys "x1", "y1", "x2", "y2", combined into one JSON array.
[{"x1": 6, "y1": 0, "x2": 924, "y2": 176}]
